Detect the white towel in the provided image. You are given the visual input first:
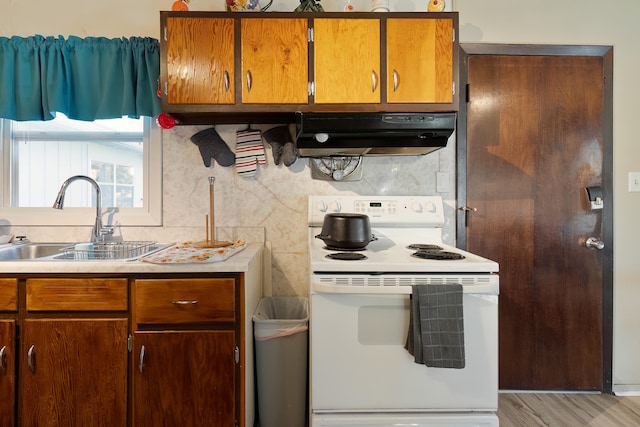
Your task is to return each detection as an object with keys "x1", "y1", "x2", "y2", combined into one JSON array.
[{"x1": 235, "y1": 129, "x2": 266, "y2": 177}]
